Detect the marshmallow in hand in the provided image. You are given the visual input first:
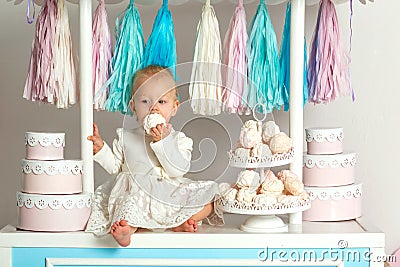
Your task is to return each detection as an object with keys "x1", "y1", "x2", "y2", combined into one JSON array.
[{"x1": 143, "y1": 113, "x2": 166, "y2": 134}]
